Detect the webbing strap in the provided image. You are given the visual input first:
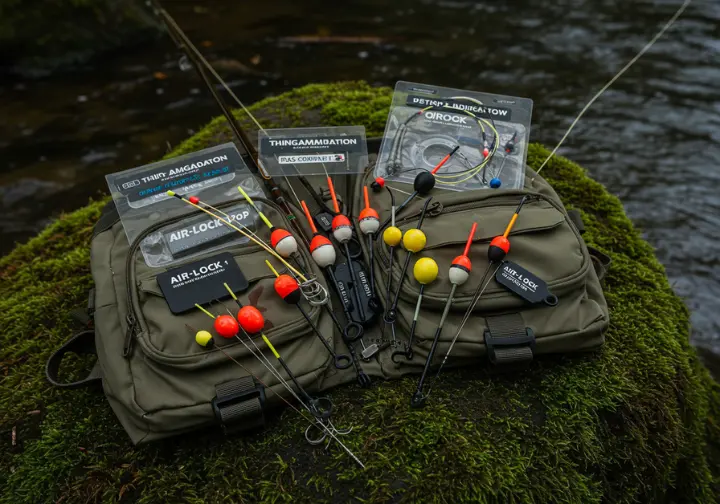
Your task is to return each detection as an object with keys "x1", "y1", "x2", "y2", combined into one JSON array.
[
  {"x1": 484, "y1": 313, "x2": 535, "y2": 365},
  {"x1": 213, "y1": 376, "x2": 265, "y2": 432}
]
